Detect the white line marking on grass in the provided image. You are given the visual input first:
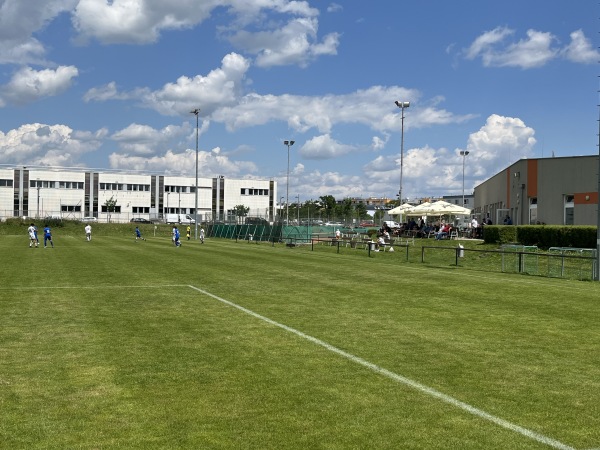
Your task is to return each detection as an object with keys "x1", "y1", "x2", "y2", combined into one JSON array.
[{"x1": 188, "y1": 284, "x2": 576, "y2": 450}]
